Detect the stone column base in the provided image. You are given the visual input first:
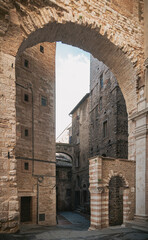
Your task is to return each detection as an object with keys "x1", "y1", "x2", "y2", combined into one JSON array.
[
  {"x1": 88, "y1": 225, "x2": 101, "y2": 231},
  {"x1": 134, "y1": 215, "x2": 148, "y2": 221}
]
